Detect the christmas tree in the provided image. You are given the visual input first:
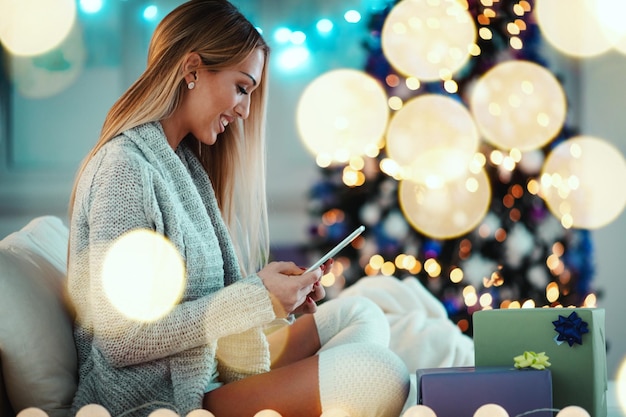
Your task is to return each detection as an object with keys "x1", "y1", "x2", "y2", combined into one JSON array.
[{"x1": 305, "y1": 0, "x2": 596, "y2": 334}]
